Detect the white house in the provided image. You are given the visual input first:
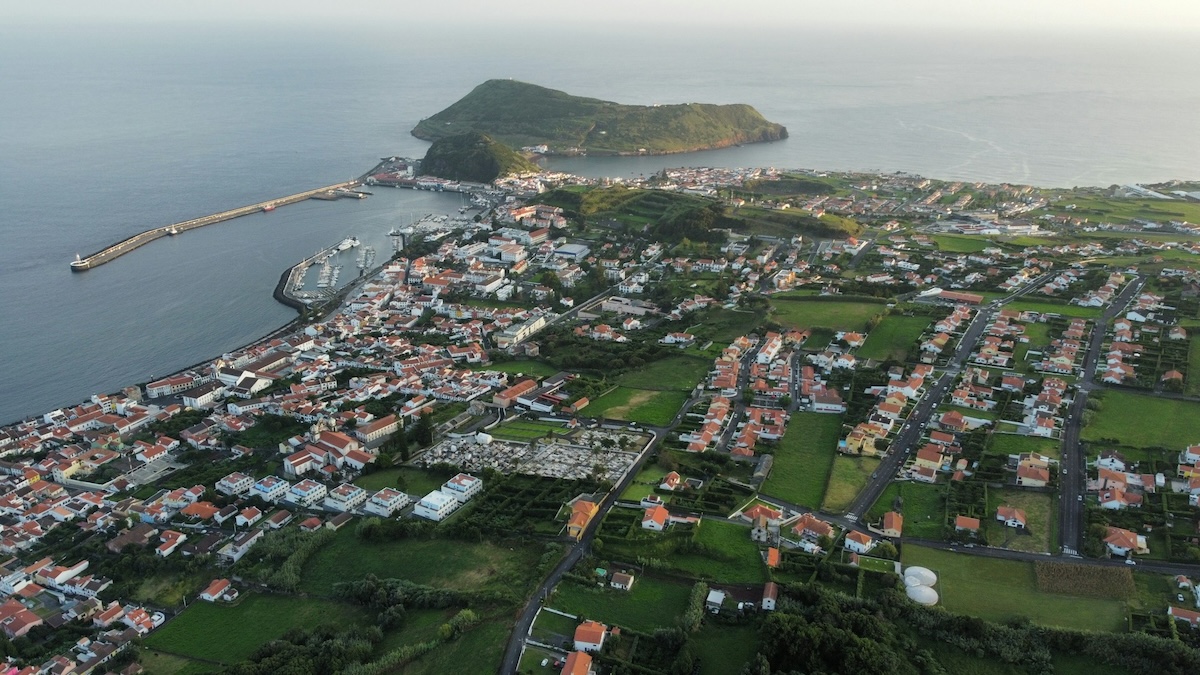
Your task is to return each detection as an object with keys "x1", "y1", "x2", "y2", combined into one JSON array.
[{"x1": 844, "y1": 530, "x2": 875, "y2": 554}]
